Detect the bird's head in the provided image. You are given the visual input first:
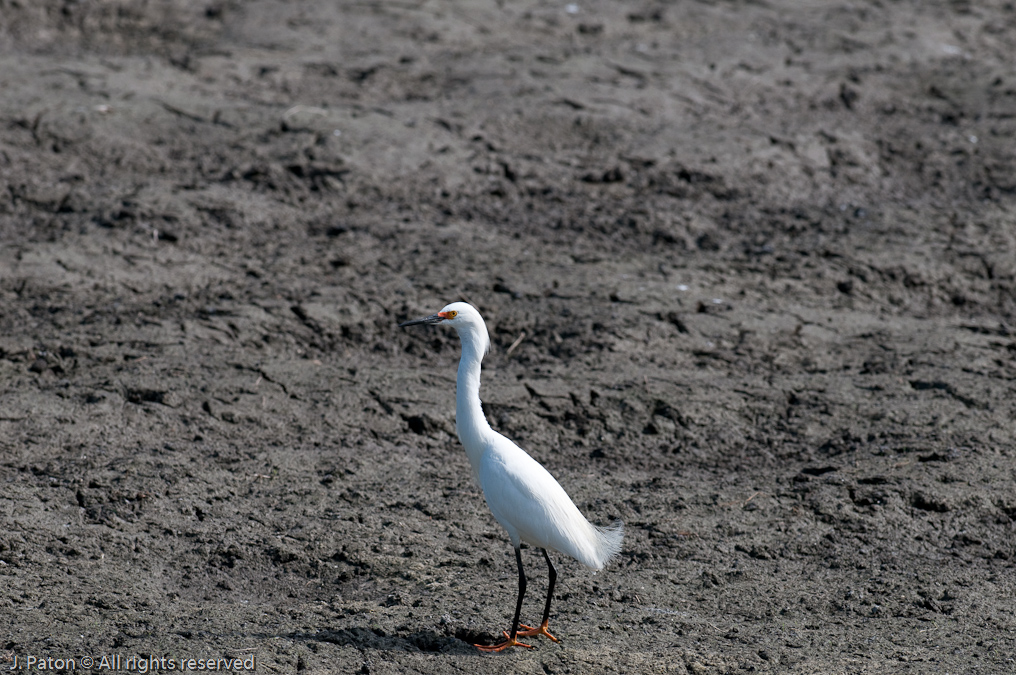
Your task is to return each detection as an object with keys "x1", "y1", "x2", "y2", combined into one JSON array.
[{"x1": 399, "y1": 301, "x2": 491, "y2": 355}]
